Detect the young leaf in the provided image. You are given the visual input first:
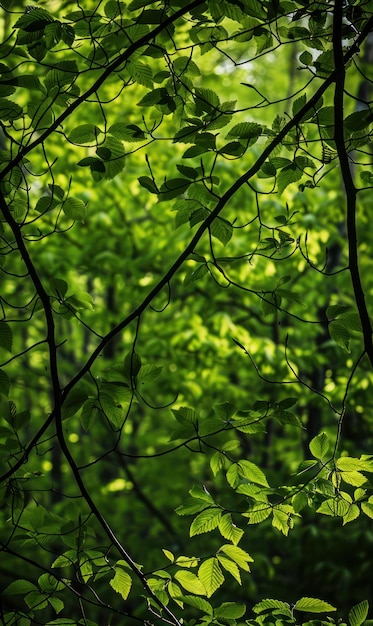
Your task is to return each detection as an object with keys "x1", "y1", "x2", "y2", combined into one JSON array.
[
  {"x1": 110, "y1": 567, "x2": 132, "y2": 600},
  {"x1": 190, "y1": 508, "x2": 222, "y2": 536},
  {"x1": 67, "y1": 125, "x2": 101, "y2": 144},
  {"x1": 294, "y1": 597, "x2": 337, "y2": 613},
  {"x1": 218, "y1": 544, "x2": 253, "y2": 570},
  {"x1": 174, "y1": 570, "x2": 206, "y2": 595},
  {"x1": 198, "y1": 558, "x2": 224, "y2": 598},
  {"x1": 62, "y1": 197, "x2": 87, "y2": 221},
  {"x1": 214, "y1": 602, "x2": 246, "y2": 619},
  {"x1": 309, "y1": 432, "x2": 329, "y2": 460},
  {"x1": 349, "y1": 600, "x2": 369, "y2": 626}
]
